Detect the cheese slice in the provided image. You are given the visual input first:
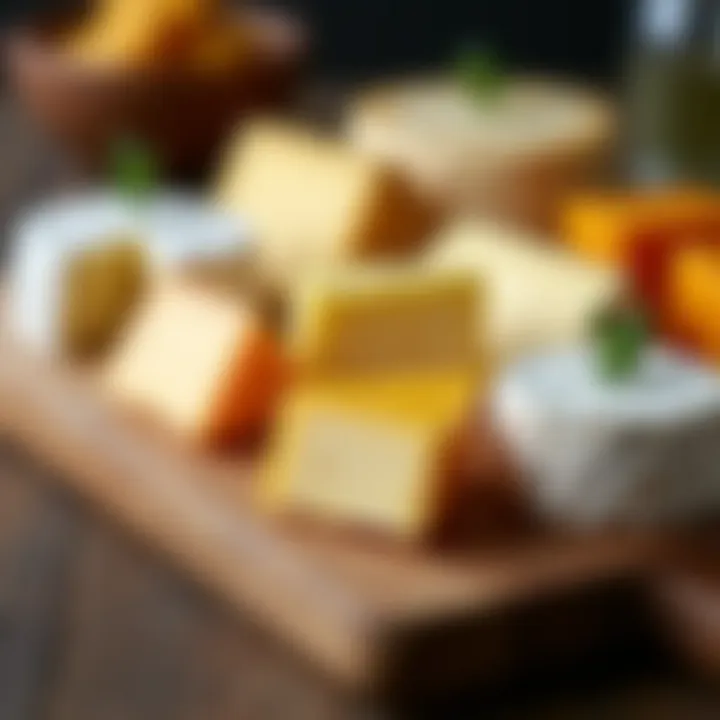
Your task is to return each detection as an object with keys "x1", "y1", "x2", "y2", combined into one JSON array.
[
  {"x1": 288, "y1": 264, "x2": 481, "y2": 379},
  {"x1": 426, "y1": 219, "x2": 619, "y2": 365},
  {"x1": 347, "y1": 76, "x2": 615, "y2": 232},
  {"x1": 103, "y1": 278, "x2": 285, "y2": 447},
  {"x1": 260, "y1": 372, "x2": 474, "y2": 539},
  {"x1": 215, "y1": 120, "x2": 437, "y2": 281}
]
